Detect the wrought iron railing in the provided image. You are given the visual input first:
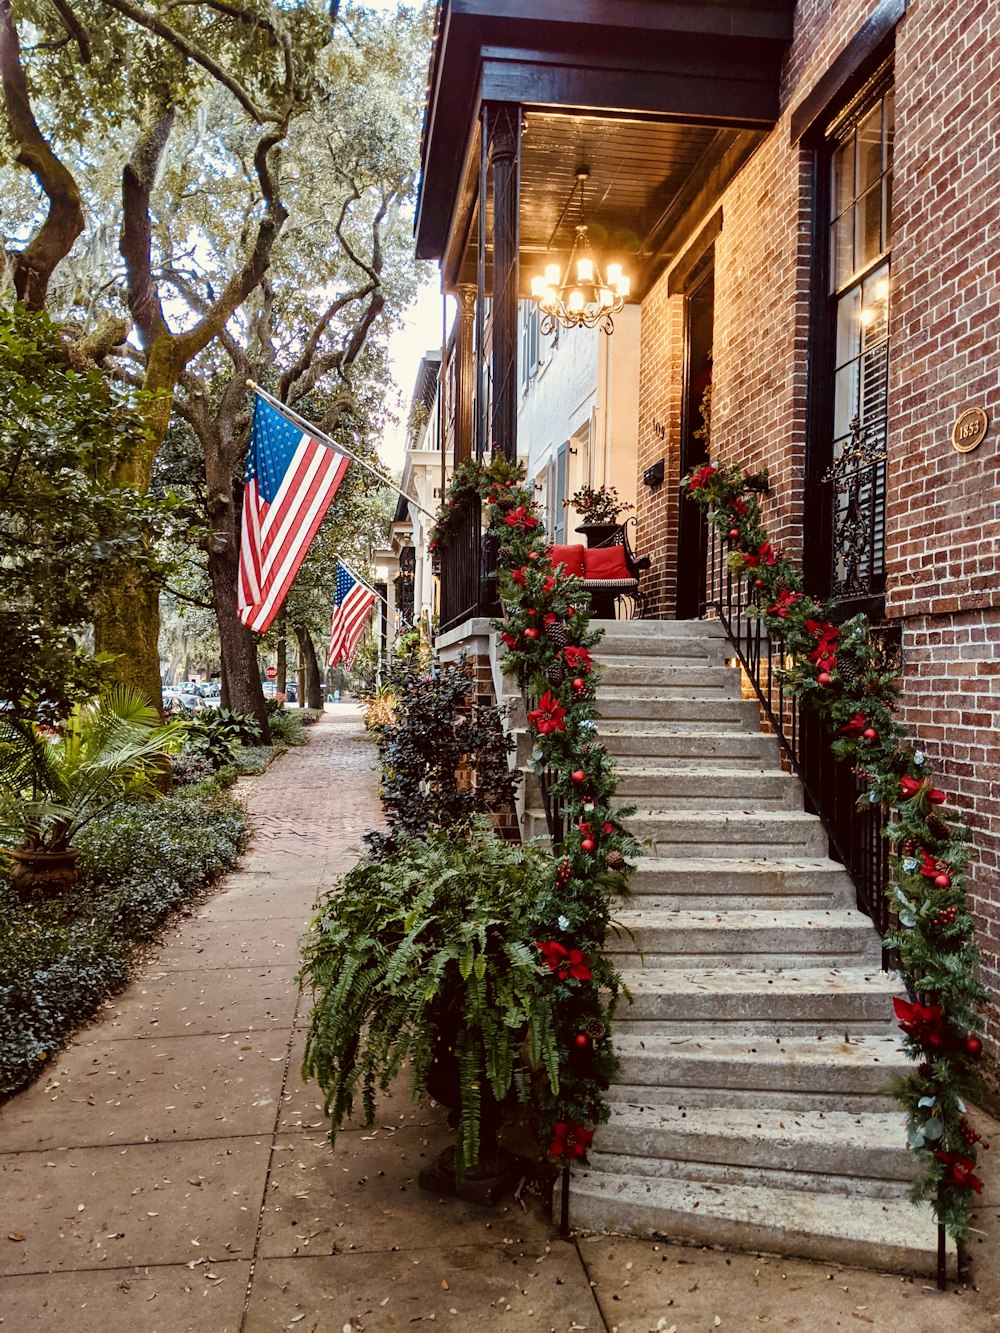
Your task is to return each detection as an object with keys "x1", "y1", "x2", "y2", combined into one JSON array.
[
  {"x1": 438, "y1": 489, "x2": 484, "y2": 633},
  {"x1": 701, "y1": 519, "x2": 895, "y2": 955}
]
